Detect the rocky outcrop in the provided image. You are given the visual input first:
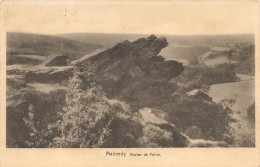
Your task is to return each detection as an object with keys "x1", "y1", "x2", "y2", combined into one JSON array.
[
  {"x1": 43, "y1": 53, "x2": 67, "y2": 66},
  {"x1": 187, "y1": 89, "x2": 212, "y2": 101},
  {"x1": 76, "y1": 35, "x2": 184, "y2": 110}
]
